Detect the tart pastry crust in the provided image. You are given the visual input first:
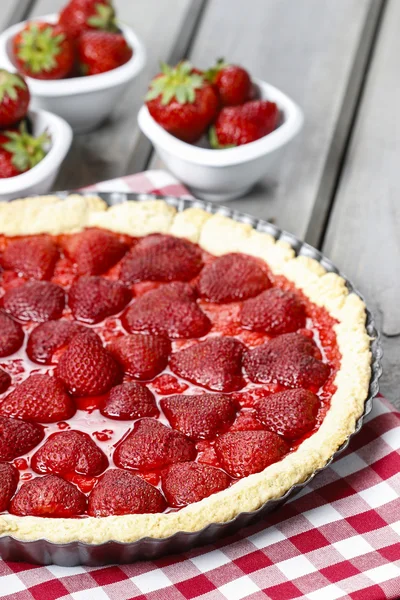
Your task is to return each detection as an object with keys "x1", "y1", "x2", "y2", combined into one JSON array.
[{"x1": 0, "y1": 196, "x2": 371, "y2": 544}]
